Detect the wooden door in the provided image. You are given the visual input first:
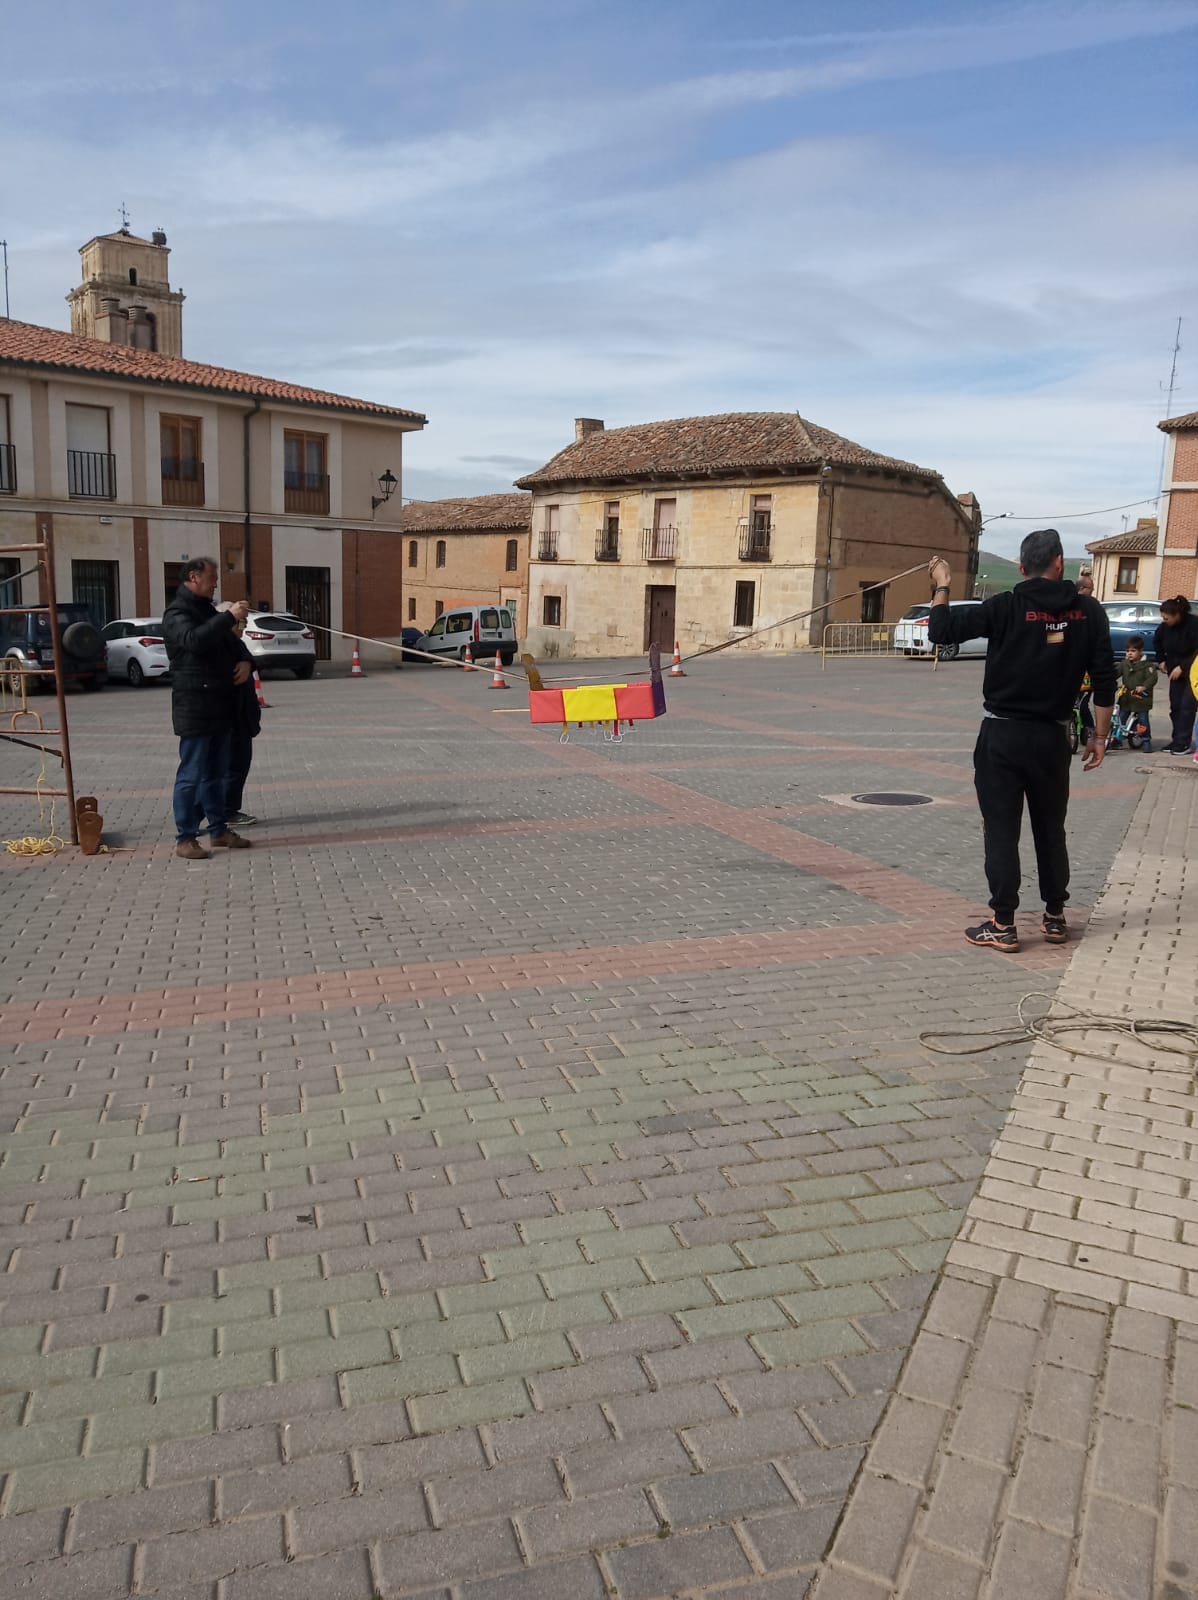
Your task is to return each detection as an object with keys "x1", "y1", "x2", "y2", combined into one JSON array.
[{"x1": 645, "y1": 585, "x2": 676, "y2": 652}]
